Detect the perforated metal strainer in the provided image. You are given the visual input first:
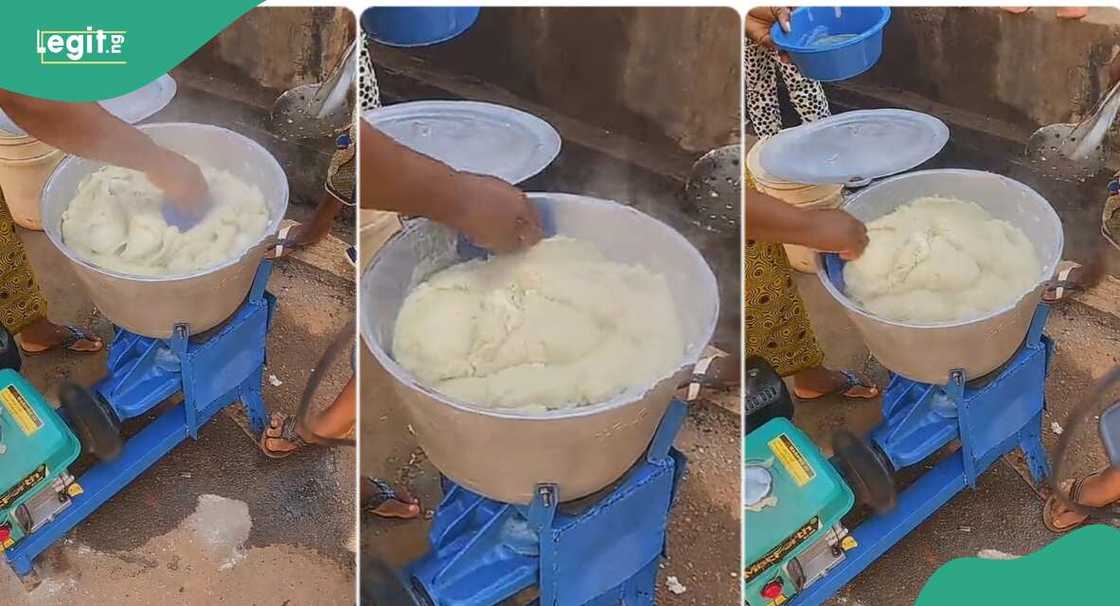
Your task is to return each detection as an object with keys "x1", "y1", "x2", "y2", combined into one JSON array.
[
  {"x1": 1026, "y1": 81, "x2": 1120, "y2": 181},
  {"x1": 684, "y1": 144, "x2": 741, "y2": 236}
]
